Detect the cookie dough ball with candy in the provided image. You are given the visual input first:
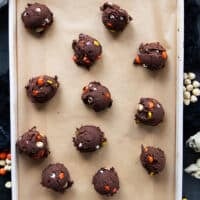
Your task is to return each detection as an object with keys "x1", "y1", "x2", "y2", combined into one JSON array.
[{"x1": 16, "y1": 127, "x2": 50, "y2": 160}]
